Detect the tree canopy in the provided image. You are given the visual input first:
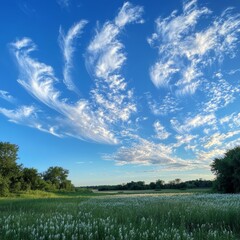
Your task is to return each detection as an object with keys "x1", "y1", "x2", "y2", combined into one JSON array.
[
  {"x1": 43, "y1": 166, "x2": 74, "y2": 191},
  {"x1": 0, "y1": 142, "x2": 74, "y2": 196},
  {"x1": 0, "y1": 142, "x2": 19, "y2": 178},
  {"x1": 211, "y1": 146, "x2": 240, "y2": 193}
]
